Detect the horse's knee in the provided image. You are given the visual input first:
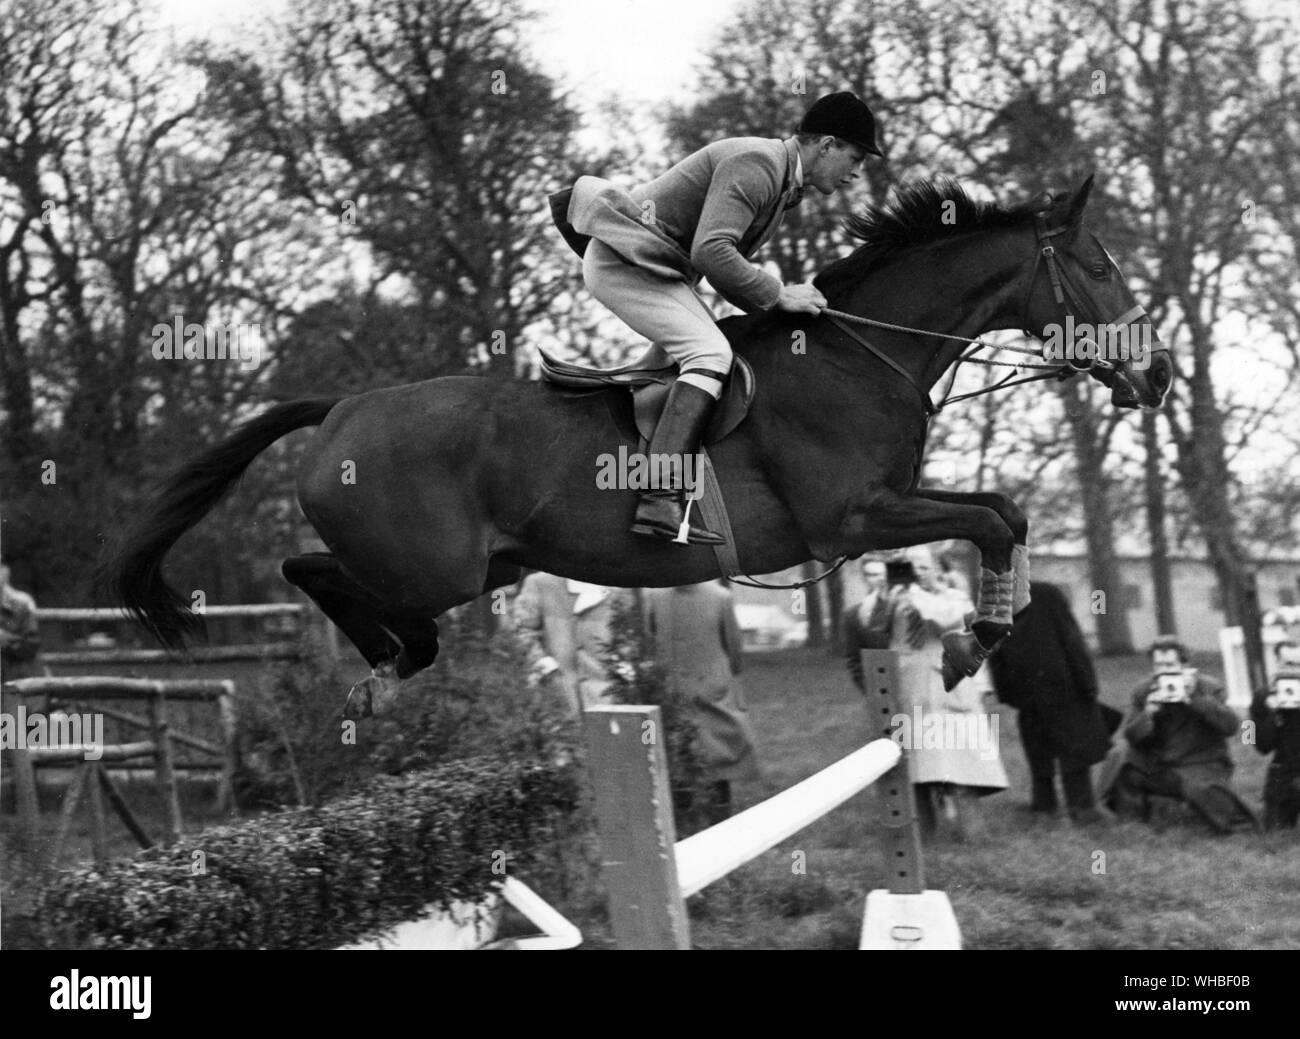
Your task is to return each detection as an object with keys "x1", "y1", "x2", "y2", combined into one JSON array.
[
  {"x1": 986, "y1": 493, "x2": 1028, "y2": 544},
  {"x1": 971, "y1": 507, "x2": 1015, "y2": 561}
]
